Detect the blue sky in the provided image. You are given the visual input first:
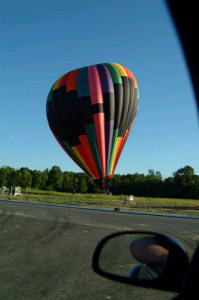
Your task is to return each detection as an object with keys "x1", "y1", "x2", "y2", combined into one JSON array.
[{"x1": 1, "y1": 0, "x2": 198, "y2": 178}]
